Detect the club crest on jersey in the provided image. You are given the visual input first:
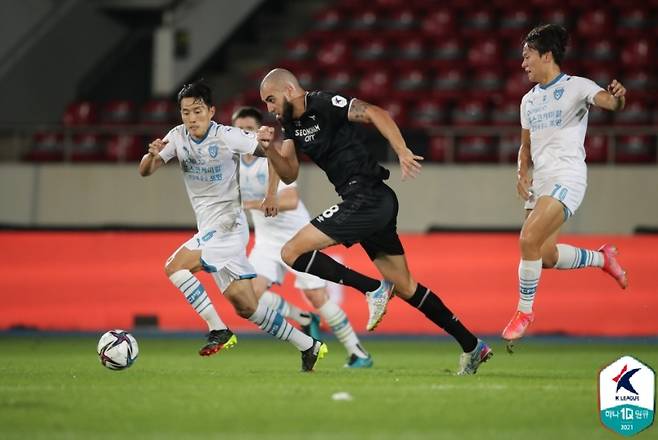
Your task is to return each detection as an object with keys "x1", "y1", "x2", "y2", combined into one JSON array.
[
  {"x1": 554, "y1": 87, "x2": 564, "y2": 100},
  {"x1": 331, "y1": 95, "x2": 348, "y2": 108},
  {"x1": 208, "y1": 144, "x2": 218, "y2": 158}
]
